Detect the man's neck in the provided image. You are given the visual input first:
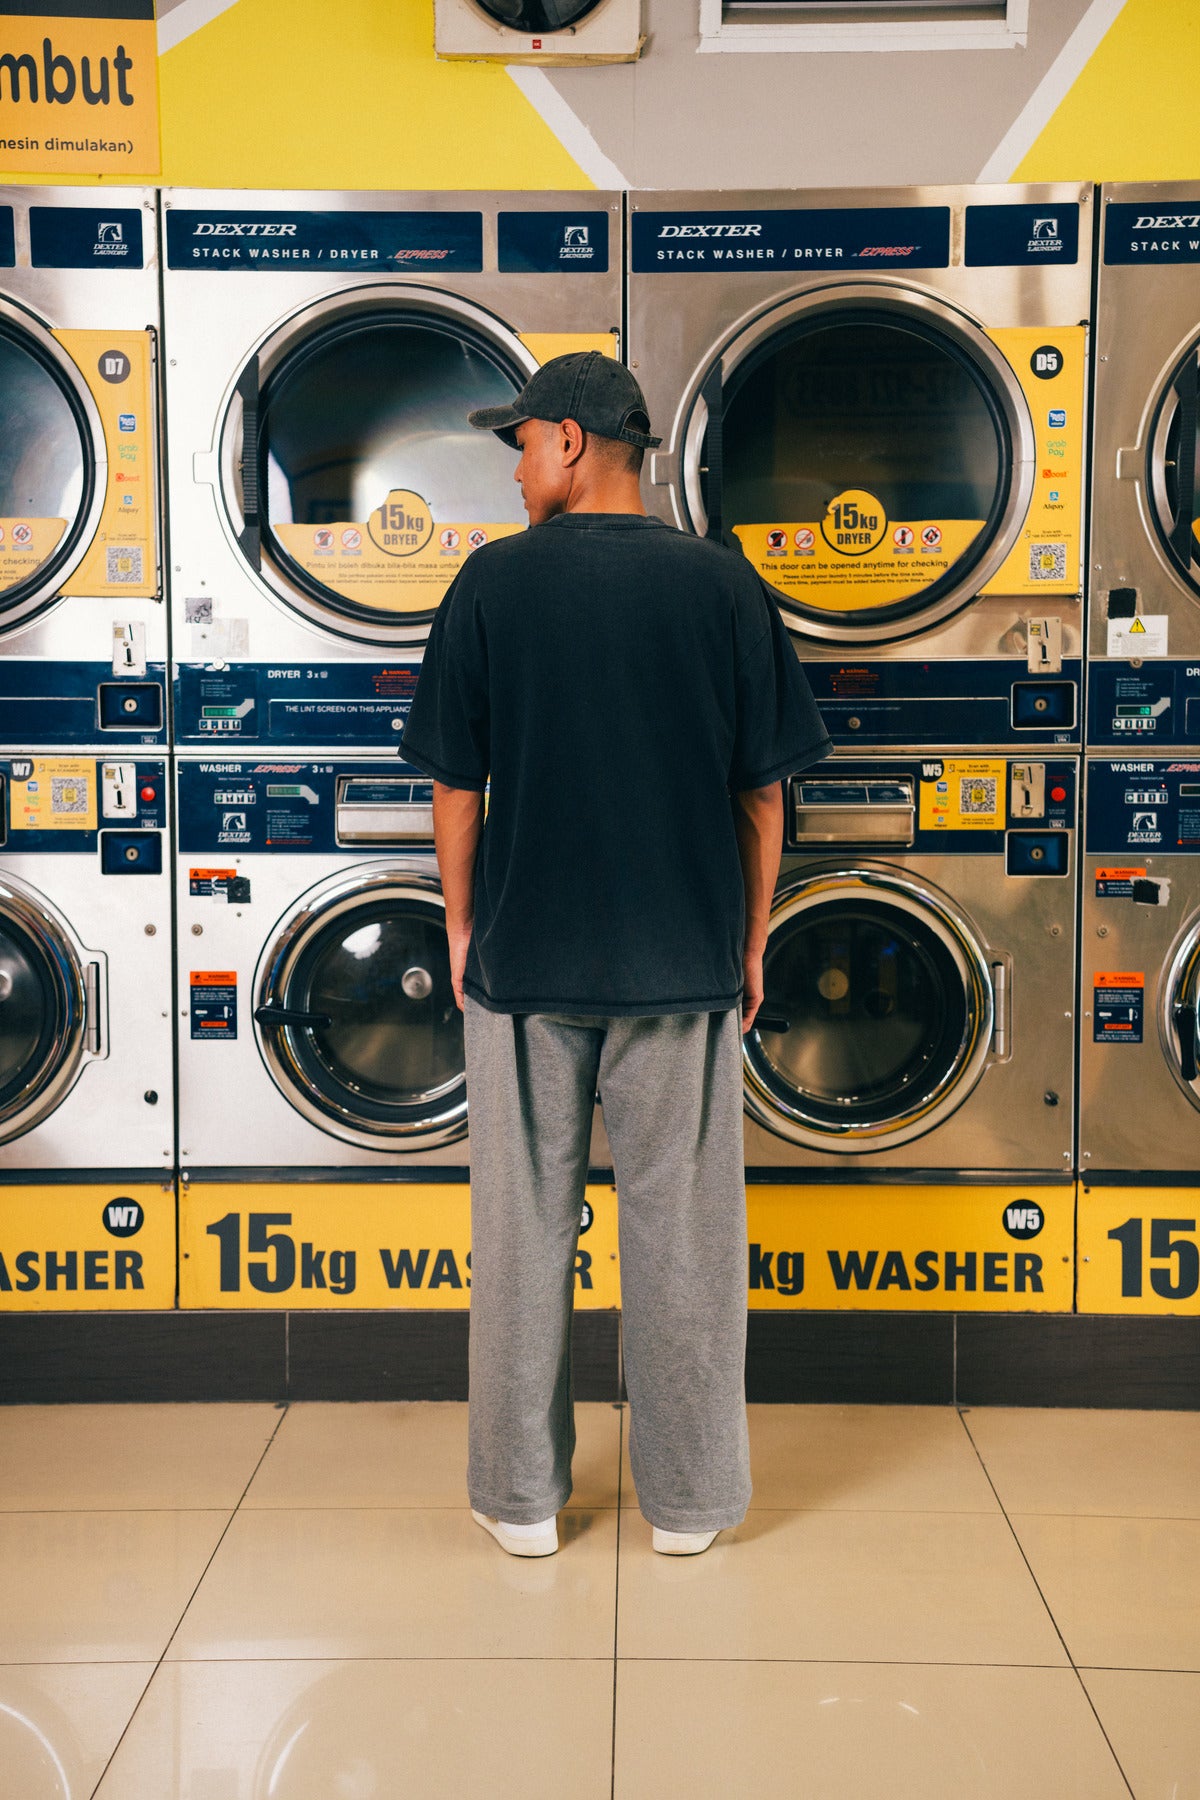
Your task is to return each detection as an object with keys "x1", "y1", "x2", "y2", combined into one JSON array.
[{"x1": 562, "y1": 472, "x2": 647, "y2": 517}]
